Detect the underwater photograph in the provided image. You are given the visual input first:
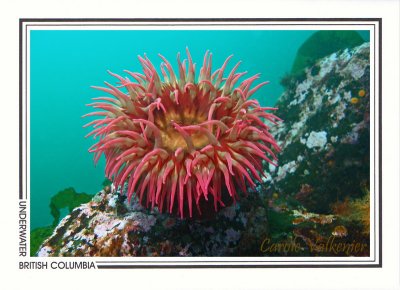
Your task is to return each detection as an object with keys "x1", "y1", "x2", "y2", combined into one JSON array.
[{"x1": 29, "y1": 28, "x2": 372, "y2": 258}]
